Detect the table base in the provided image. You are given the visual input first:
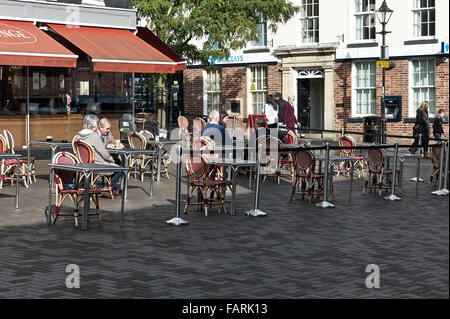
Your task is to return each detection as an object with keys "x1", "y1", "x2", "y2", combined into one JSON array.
[
  {"x1": 166, "y1": 217, "x2": 189, "y2": 226},
  {"x1": 244, "y1": 209, "x2": 267, "y2": 217},
  {"x1": 384, "y1": 194, "x2": 402, "y2": 201},
  {"x1": 316, "y1": 201, "x2": 335, "y2": 208}
]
